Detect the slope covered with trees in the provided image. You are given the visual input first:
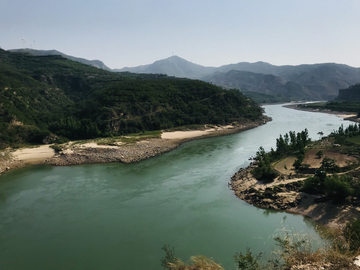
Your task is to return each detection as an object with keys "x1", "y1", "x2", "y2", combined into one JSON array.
[{"x1": 0, "y1": 49, "x2": 264, "y2": 148}]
